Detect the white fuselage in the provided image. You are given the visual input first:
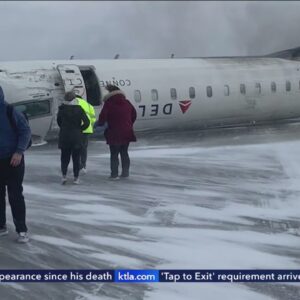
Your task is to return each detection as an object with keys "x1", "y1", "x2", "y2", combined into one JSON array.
[{"x1": 0, "y1": 57, "x2": 300, "y2": 141}]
